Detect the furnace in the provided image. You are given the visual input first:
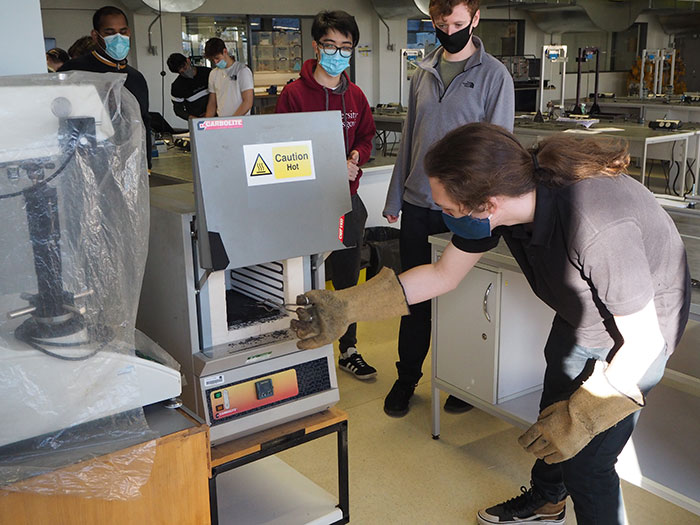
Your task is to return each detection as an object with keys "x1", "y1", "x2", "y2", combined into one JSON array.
[{"x1": 138, "y1": 111, "x2": 351, "y2": 444}]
